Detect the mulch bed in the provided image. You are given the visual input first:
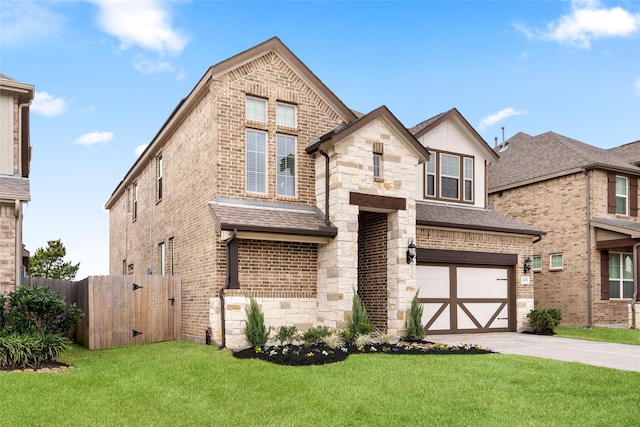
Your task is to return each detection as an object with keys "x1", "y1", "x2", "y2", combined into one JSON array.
[{"x1": 233, "y1": 341, "x2": 494, "y2": 366}]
